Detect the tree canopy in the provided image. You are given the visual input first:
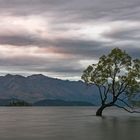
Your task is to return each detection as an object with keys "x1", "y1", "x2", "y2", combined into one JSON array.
[{"x1": 81, "y1": 48, "x2": 140, "y2": 116}]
